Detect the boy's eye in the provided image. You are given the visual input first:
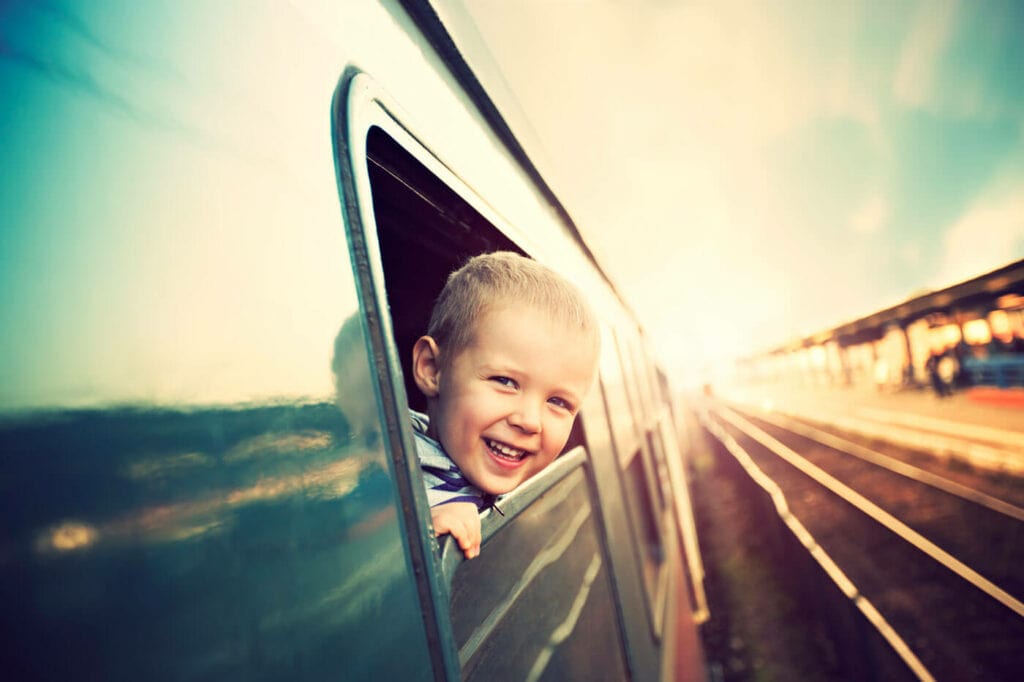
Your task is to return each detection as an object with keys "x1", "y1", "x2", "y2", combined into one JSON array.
[
  {"x1": 548, "y1": 396, "x2": 574, "y2": 412},
  {"x1": 490, "y1": 376, "x2": 517, "y2": 389}
]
